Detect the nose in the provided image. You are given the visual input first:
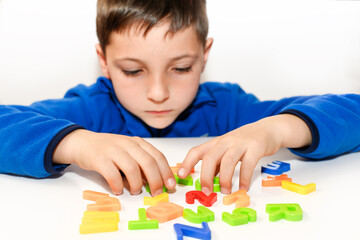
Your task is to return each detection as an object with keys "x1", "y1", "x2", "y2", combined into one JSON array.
[{"x1": 146, "y1": 74, "x2": 169, "y2": 103}]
